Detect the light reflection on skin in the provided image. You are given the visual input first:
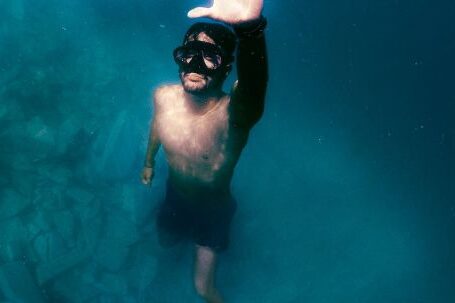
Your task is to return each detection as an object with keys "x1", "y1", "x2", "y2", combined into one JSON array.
[{"x1": 154, "y1": 85, "x2": 230, "y2": 183}]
